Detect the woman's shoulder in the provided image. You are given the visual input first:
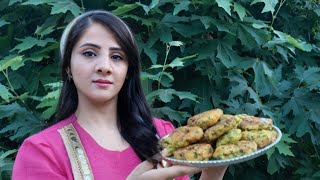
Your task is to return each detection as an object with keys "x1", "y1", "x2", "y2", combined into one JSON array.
[
  {"x1": 22, "y1": 115, "x2": 75, "y2": 146},
  {"x1": 13, "y1": 116, "x2": 75, "y2": 179},
  {"x1": 152, "y1": 117, "x2": 176, "y2": 138}
]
